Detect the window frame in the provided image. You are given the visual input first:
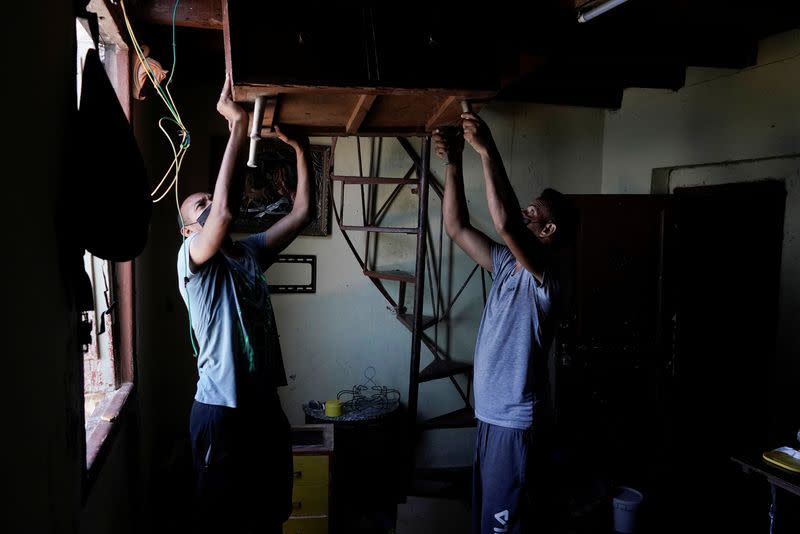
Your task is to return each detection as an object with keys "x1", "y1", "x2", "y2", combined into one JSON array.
[{"x1": 76, "y1": 8, "x2": 137, "y2": 491}]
